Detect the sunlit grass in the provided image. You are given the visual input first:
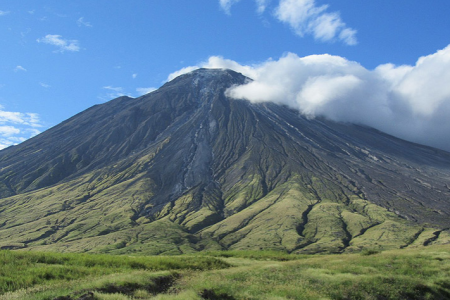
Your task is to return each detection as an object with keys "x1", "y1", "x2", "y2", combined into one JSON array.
[
  {"x1": 0, "y1": 250, "x2": 229, "y2": 295},
  {"x1": 1, "y1": 245, "x2": 450, "y2": 299},
  {"x1": 182, "y1": 245, "x2": 450, "y2": 299}
]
